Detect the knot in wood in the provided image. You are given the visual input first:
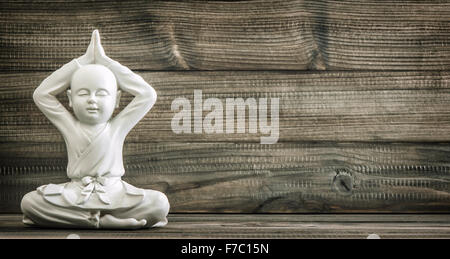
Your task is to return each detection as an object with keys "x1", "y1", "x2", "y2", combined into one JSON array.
[{"x1": 332, "y1": 168, "x2": 353, "y2": 196}]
